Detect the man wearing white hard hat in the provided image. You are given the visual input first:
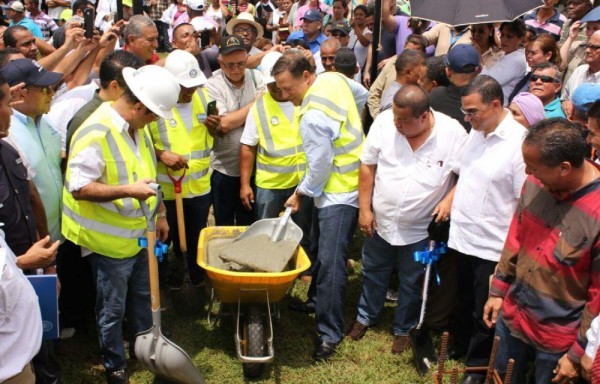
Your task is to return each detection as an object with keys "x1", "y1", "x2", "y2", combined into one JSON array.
[
  {"x1": 62, "y1": 65, "x2": 180, "y2": 384},
  {"x1": 149, "y1": 49, "x2": 215, "y2": 286}
]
